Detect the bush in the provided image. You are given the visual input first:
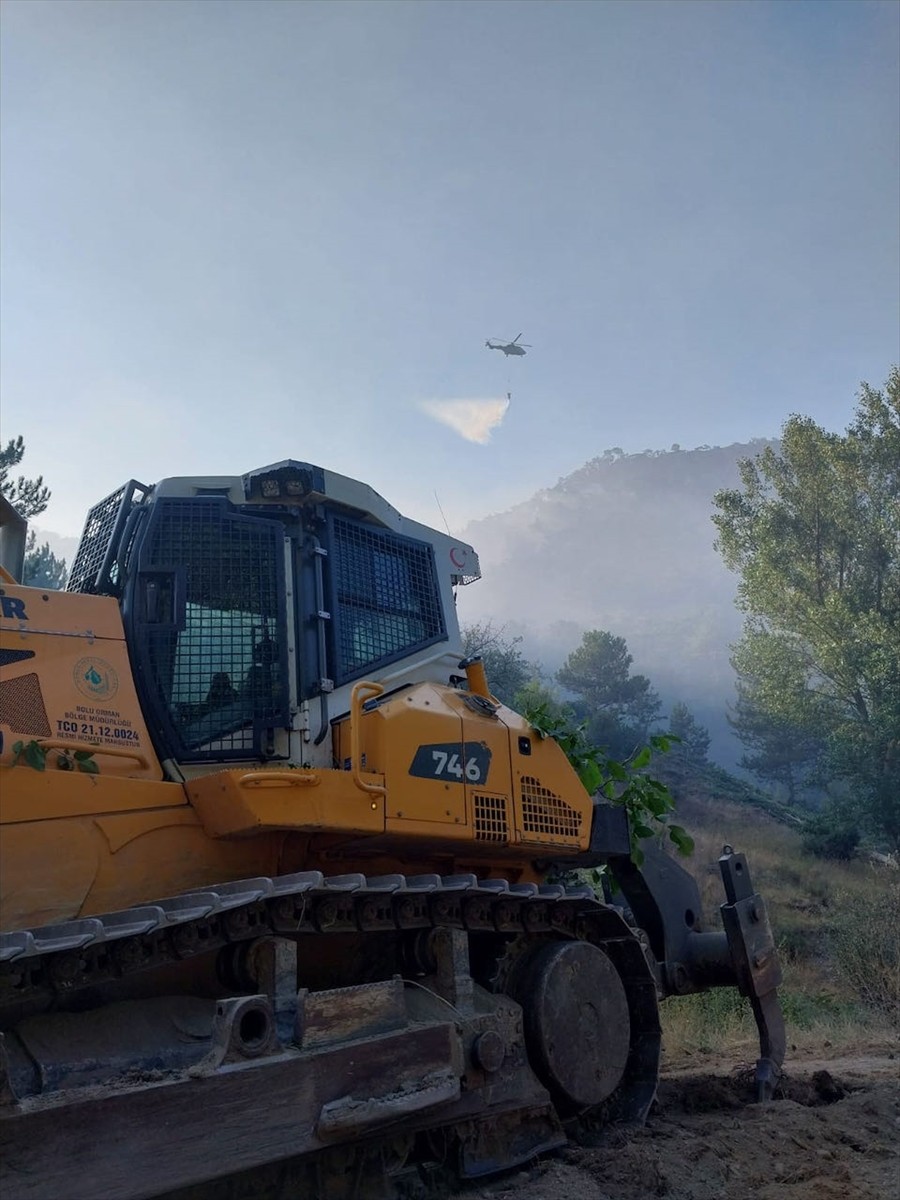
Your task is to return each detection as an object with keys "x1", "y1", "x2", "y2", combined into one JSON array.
[
  {"x1": 802, "y1": 806, "x2": 861, "y2": 861},
  {"x1": 829, "y1": 878, "x2": 900, "y2": 1023}
]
